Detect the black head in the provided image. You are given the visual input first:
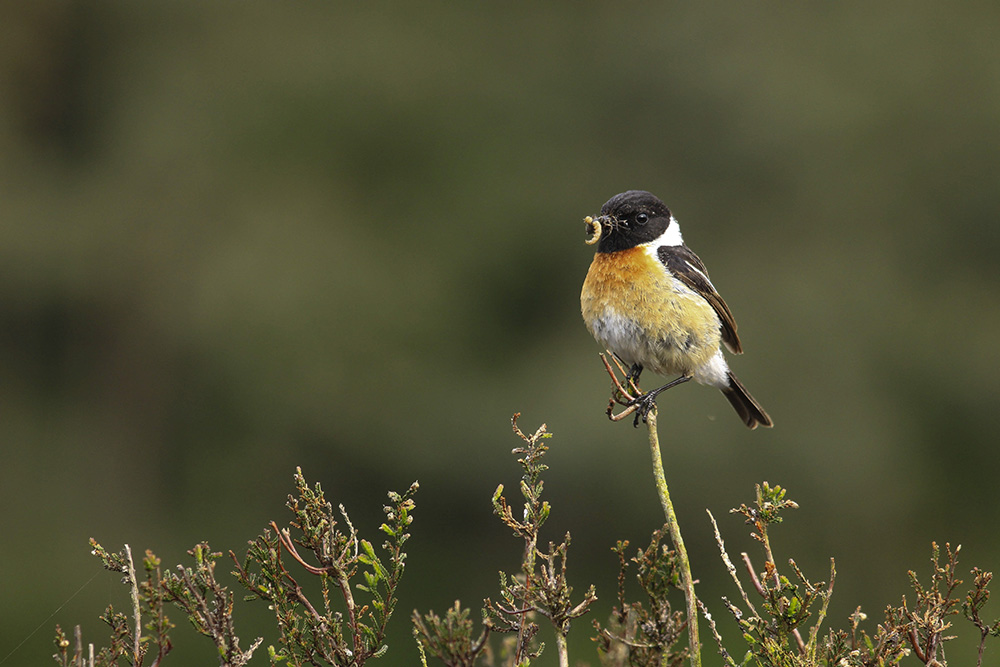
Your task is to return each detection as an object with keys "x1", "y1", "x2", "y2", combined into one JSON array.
[{"x1": 593, "y1": 190, "x2": 673, "y2": 253}]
